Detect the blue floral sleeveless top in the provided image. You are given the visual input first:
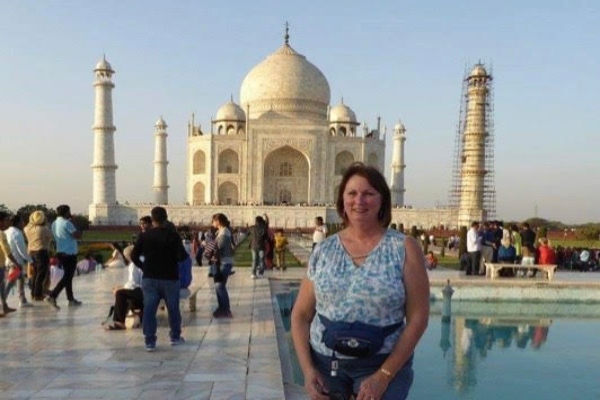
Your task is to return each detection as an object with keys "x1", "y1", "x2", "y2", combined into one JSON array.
[{"x1": 307, "y1": 229, "x2": 407, "y2": 357}]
